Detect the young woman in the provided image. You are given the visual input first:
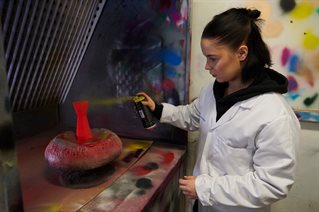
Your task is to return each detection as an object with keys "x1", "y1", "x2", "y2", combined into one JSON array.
[{"x1": 138, "y1": 8, "x2": 300, "y2": 212}]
